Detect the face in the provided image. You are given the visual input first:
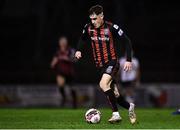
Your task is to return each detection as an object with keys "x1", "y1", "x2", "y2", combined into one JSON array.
[
  {"x1": 90, "y1": 13, "x2": 104, "y2": 28},
  {"x1": 59, "y1": 37, "x2": 68, "y2": 50}
]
